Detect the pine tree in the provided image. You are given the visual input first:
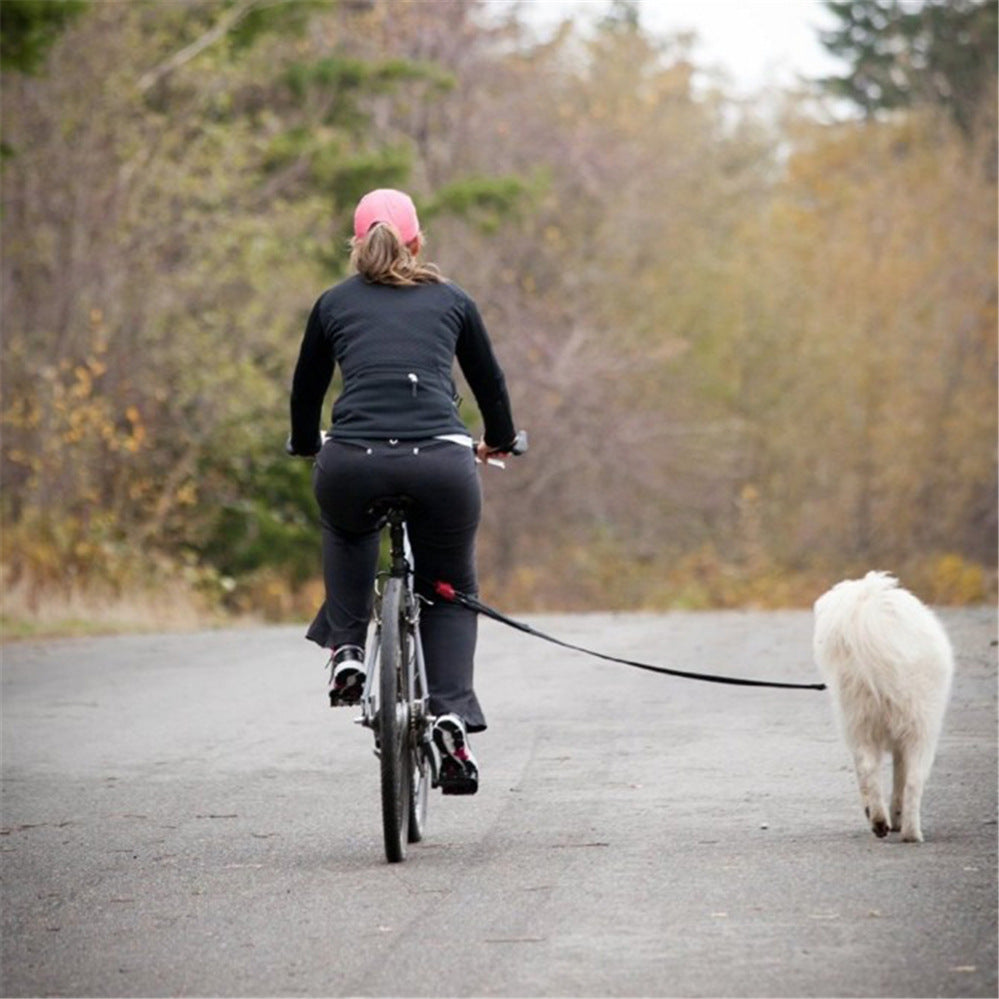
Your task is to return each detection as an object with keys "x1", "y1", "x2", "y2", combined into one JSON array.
[{"x1": 818, "y1": 0, "x2": 997, "y2": 137}]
